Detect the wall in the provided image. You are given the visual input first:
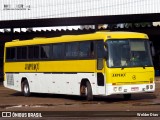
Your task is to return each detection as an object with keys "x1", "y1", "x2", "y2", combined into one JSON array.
[{"x1": 0, "y1": 0, "x2": 160, "y2": 21}]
